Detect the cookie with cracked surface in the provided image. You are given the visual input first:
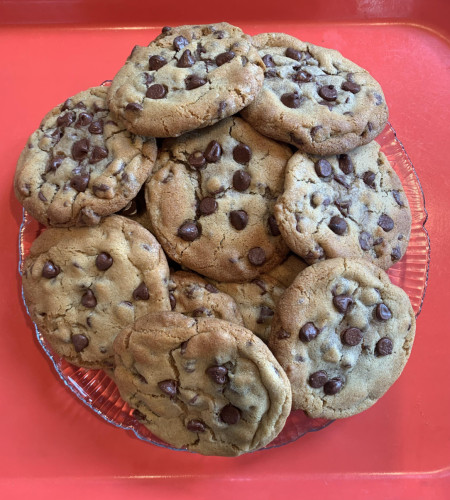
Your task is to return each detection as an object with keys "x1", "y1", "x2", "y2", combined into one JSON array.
[
  {"x1": 268, "y1": 258, "x2": 415, "y2": 418},
  {"x1": 146, "y1": 116, "x2": 291, "y2": 282},
  {"x1": 240, "y1": 33, "x2": 388, "y2": 155},
  {"x1": 274, "y1": 140, "x2": 411, "y2": 269},
  {"x1": 113, "y1": 312, "x2": 292, "y2": 456},
  {"x1": 14, "y1": 86, "x2": 157, "y2": 227},
  {"x1": 21, "y1": 215, "x2": 171, "y2": 369},
  {"x1": 169, "y1": 270, "x2": 244, "y2": 325},
  {"x1": 108, "y1": 23, "x2": 264, "y2": 138}
]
